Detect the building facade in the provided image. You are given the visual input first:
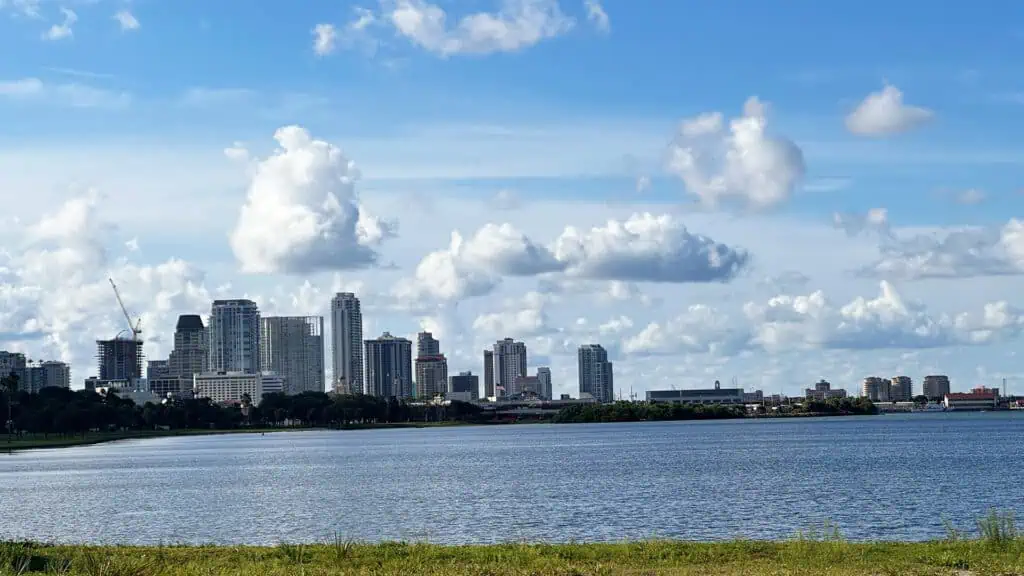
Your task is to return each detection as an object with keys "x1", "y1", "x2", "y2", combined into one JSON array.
[
  {"x1": 147, "y1": 360, "x2": 170, "y2": 380},
  {"x1": 483, "y1": 350, "x2": 494, "y2": 399},
  {"x1": 414, "y1": 332, "x2": 448, "y2": 399},
  {"x1": 537, "y1": 367, "x2": 552, "y2": 400},
  {"x1": 208, "y1": 299, "x2": 260, "y2": 373},
  {"x1": 193, "y1": 371, "x2": 281, "y2": 404},
  {"x1": 0, "y1": 351, "x2": 27, "y2": 388},
  {"x1": 97, "y1": 338, "x2": 144, "y2": 384},
  {"x1": 449, "y1": 371, "x2": 479, "y2": 402},
  {"x1": 805, "y1": 379, "x2": 848, "y2": 400},
  {"x1": 889, "y1": 376, "x2": 913, "y2": 402},
  {"x1": 330, "y1": 293, "x2": 364, "y2": 395},
  {"x1": 578, "y1": 344, "x2": 614, "y2": 403},
  {"x1": 492, "y1": 338, "x2": 527, "y2": 399},
  {"x1": 259, "y1": 316, "x2": 326, "y2": 394},
  {"x1": 923, "y1": 375, "x2": 951, "y2": 401},
  {"x1": 26, "y1": 361, "x2": 71, "y2": 393},
  {"x1": 861, "y1": 376, "x2": 889, "y2": 402},
  {"x1": 647, "y1": 381, "x2": 744, "y2": 405},
  {"x1": 169, "y1": 314, "x2": 208, "y2": 378},
  {"x1": 513, "y1": 375, "x2": 543, "y2": 397},
  {"x1": 364, "y1": 332, "x2": 413, "y2": 398}
]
